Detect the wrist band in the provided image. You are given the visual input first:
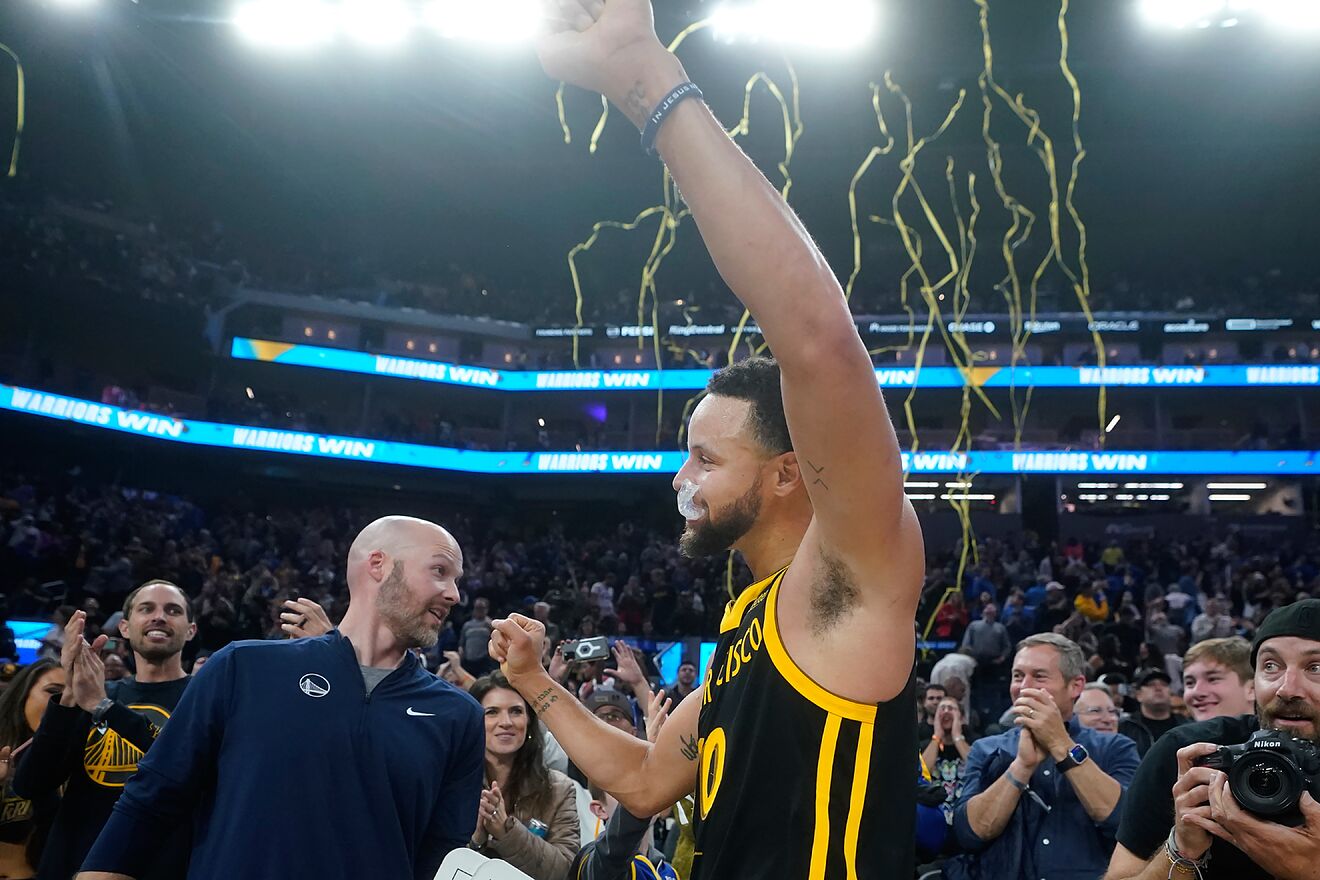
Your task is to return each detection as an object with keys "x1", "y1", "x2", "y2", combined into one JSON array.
[
  {"x1": 1165, "y1": 827, "x2": 1210, "y2": 879},
  {"x1": 640, "y1": 82, "x2": 703, "y2": 157}
]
